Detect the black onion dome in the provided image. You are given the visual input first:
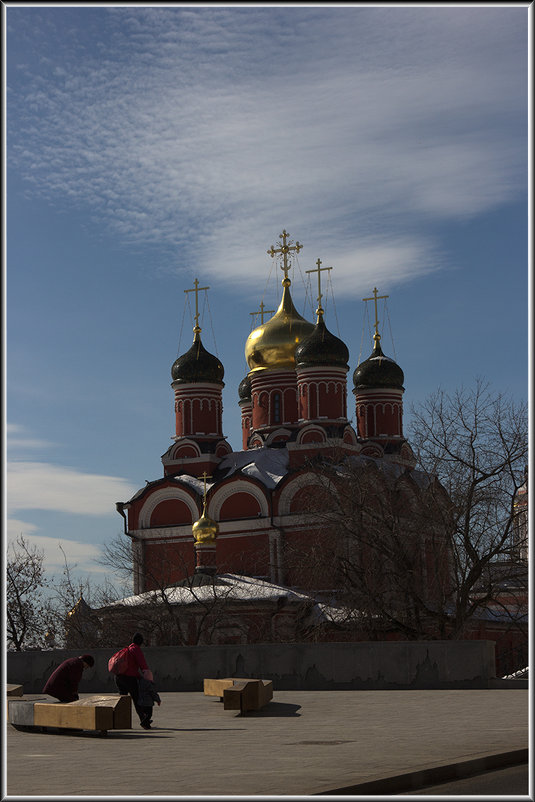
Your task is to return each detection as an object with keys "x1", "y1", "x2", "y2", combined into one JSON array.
[
  {"x1": 238, "y1": 373, "x2": 252, "y2": 402},
  {"x1": 295, "y1": 317, "x2": 349, "y2": 369},
  {"x1": 171, "y1": 332, "x2": 224, "y2": 384},
  {"x1": 353, "y1": 339, "x2": 404, "y2": 390}
]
